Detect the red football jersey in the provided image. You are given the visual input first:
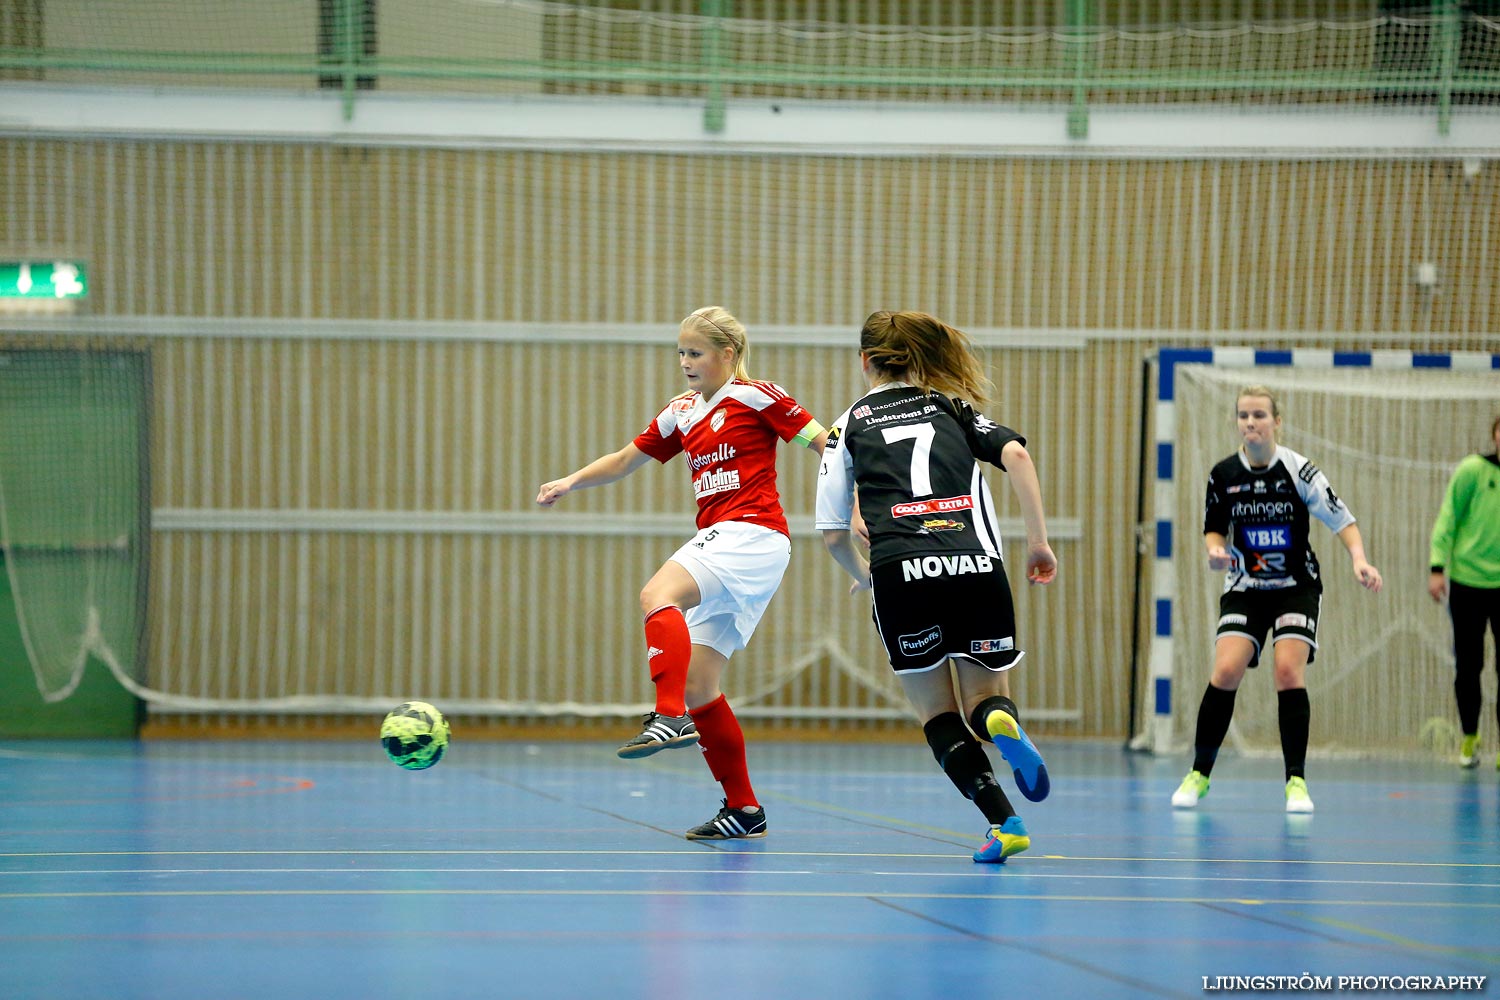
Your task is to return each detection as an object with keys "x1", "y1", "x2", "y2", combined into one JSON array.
[{"x1": 633, "y1": 379, "x2": 819, "y2": 536}]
